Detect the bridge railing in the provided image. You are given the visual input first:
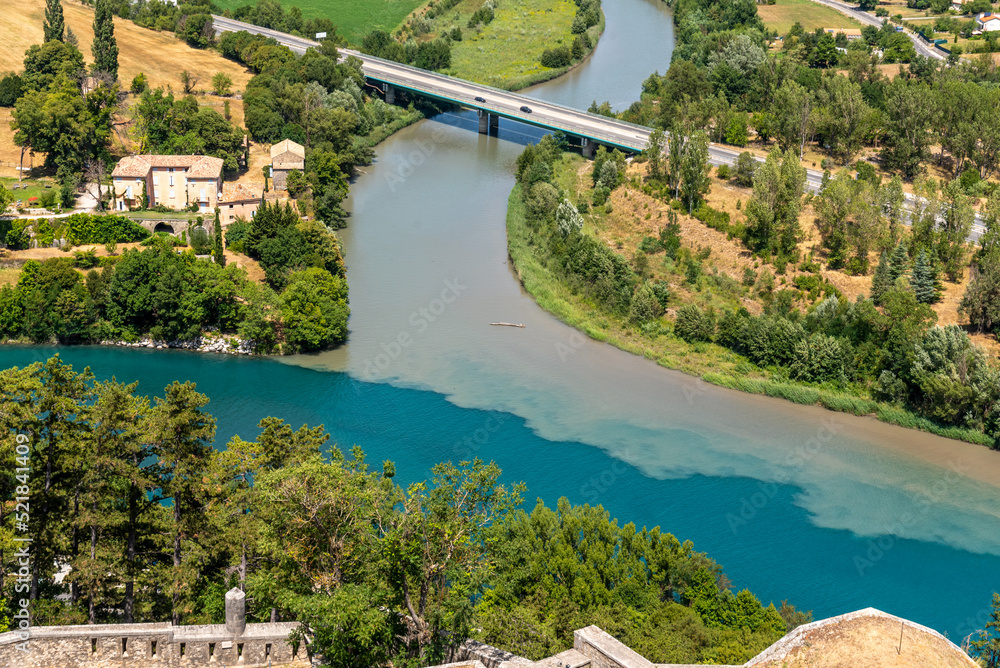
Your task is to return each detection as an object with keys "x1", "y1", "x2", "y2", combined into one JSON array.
[{"x1": 211, "y1": 15, "x2": 654, "y2": 150}]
